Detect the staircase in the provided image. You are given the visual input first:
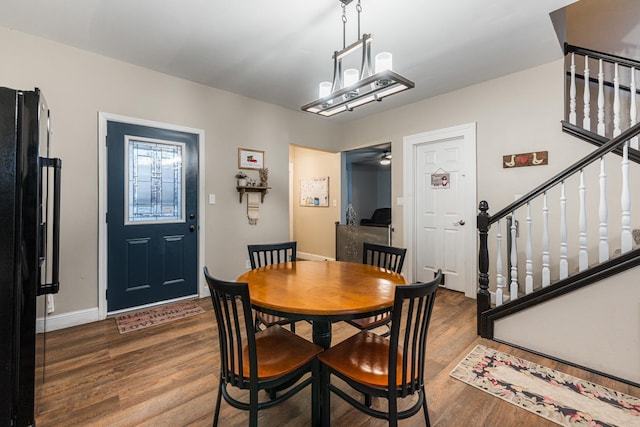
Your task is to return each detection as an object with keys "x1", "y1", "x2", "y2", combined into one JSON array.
[{"x1": 476, "y1": 5, "x2": 640, "y2": 386}]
